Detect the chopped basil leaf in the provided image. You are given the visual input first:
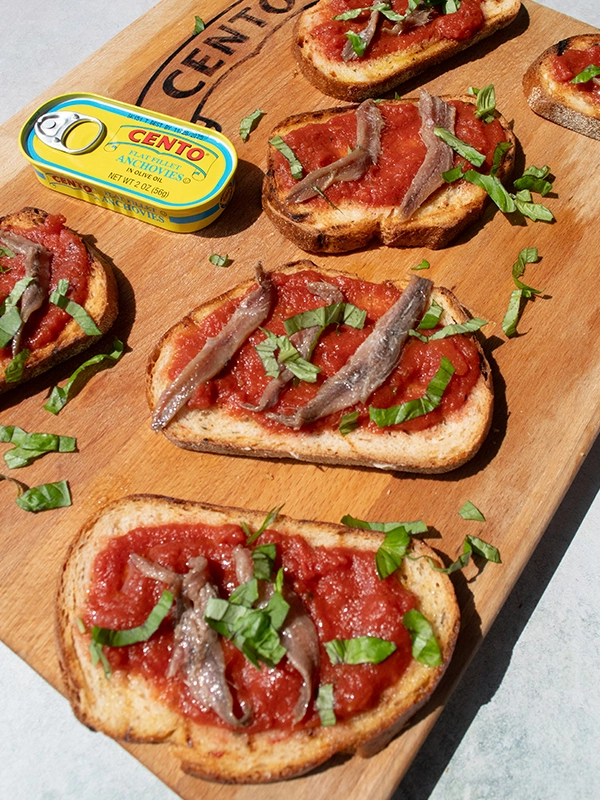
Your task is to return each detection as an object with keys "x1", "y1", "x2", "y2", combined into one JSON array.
[
  {"x1": 270, "y1": 135, "x2": 304, "y2": 180},
  {"x1": 470, "y1": 83, "x2": 496, "y2": 123},
  {"x1": 15, "y1": 479, "x2": 72, "y2": 512},
  {"x1": 283, "y1": 302, "x2": 366, "y2": 336},
  {"x1": 463, "y1": 170, "x2": 516, "y2": 212},
  {"x1": 412, "y1": 259, "x2": 430, "y2": 271},
  {"x1": 342, "y1": 514, "x2": 428, "y2": 535},
  {"x1": 1, "y1": 427, "x2": 76, "y2": 469},
  {"x1": 339, "y1": 410, "x2": 360, "y2": 436},
  {"x1": 256, "y1": 329, "x2": 320, "y2": 383},
  {"x1": 0, "y1": 245, "x2": 15, "y2": 259},
  {"x1": 252, "y1": 543, "x2": 277, "y2": 581},
  {"x1": 205, "y1": 592, "x2": 288, "y2": 669},
  {"x1": 421, "y1": 533, "x2": 501, "y2": 574},
  {"x1": 513, "y1": 195, "x2": 554, "y2": 222},
  {"x1": 245, "y1": 505, "x2": 283, "y2": 546},
  {"x1": 434, "y1": 127, "x2": 486, "y2": 167},
  {"x1": 44, "y1": 338, "x2": 124, "y2": 414},
  {"x1": 90, "y1": 640, "x2": 112, "y2": 678},
  {"x1": 316, "y1": 683, "x2": 336, "y2": 726},
  {"x1": 513, "y1": 165, "x2": 553, "y2": 196},
  {"x1": 311, "y1": 185, "x2": 340, "y2": 210},
  {"x1": 0, "y1": 276, "x2": 35, "y2": 348},
  {"x1": 49, "y1": 279, "x2": 102, "y2": 335},
  {"x1": 512, "y1": 247, "x2": 542, "y2": 297},
  {"x1": 92, "y1": 590, "x2": 174, "y2": 648},
  {"x1": 402, "y1": 609, "x2": 442, "y2": 667},
  {"x1": 442, "y1": 165, "x2": 464, "y2": 183},
  {"x1": 502, "y1": 289, "x2": 523, "y2": 337},
  {"x1": 209, "y1": 253, "x2": 230, "y2": 268},
  {"x1": 458, "y1": 500, "x2": 485, "y2": 521},
  {"x1": 193, "y1": 16, "x2": 205, "y2": 34},
  {"x1": 333, "y1": 2, "x2": 407, "y2": 22},
  {"x1": 410, "y1": 317, "x2": 488, "y2": 342},
  {"x1": 502, "y1": 249, "x2": 543, "y2": 336},
  {"x1": 417, "y1": 299, "x2": 444, "y2": 330},
  {"x1": 5, "y1": 348, "x2": 30, "y2": 383},
  {"x1": 325, "y1": 636, "x2": 397, "y2": 665},
  {"x1": 466, "y1": 534, "x2": 501, "y2": 563},
  {"x1": 239, "y1": 108, "x2": 265, "y2": 142},
  {"x1": 490, "y1": 141, "x2": 513, "y2": 176},
  {"x1": 230, "y1": 578, "x2": 260, "y2": 608},
  {"x1": 345, "y1": 30, "x2": 367, "y2": 57},
  {"x1": 375, "y1": 525, "x2": 411, "y2": 579},
  {"x1": 263, "y1": 569, "x2": 289, "y2": 629},
  {"x1": 369, "y1": 356, "x2": 455, "y2": 427},
  {"x1": 571, "y1": 64, "x2": 600, "y2": 84},
  {"x1": 76, "y1": 617, "x2": 87, "y2": 633}
]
